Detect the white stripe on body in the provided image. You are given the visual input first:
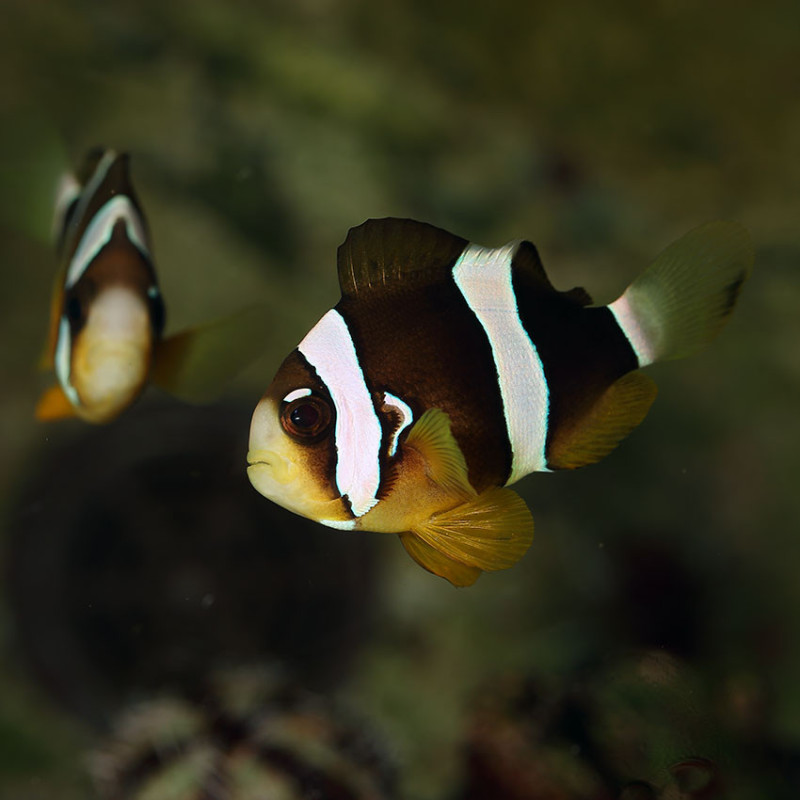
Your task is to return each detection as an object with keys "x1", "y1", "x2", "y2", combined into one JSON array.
[
  {"x1": 298, "y1": 309, "x2": 382, "y2": 517},
  {"x1": 54, "y1": 318, "x2": 80, "y2": 405},
  {"x1": 608, "y1": 294, "x2": 657, "y2": 367},
  {"x1": 453, "y1": 242, "x2": 550, "y2": 483},
  {"x1": 383, "y1": 391, "x2": 414, "y2": 457},
  {"x1": 65, "y1": 196, "x2": 149, "y2": 289}
]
